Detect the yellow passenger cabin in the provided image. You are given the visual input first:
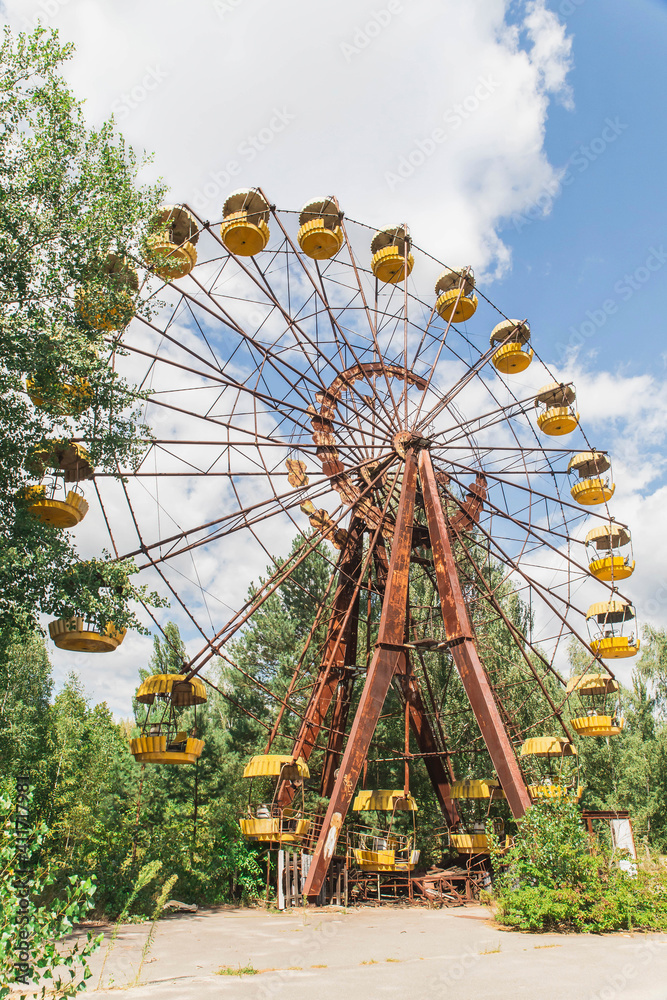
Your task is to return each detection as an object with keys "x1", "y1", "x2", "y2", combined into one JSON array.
[
  {"x1": 27, "y1": 375, "x2": 92, "y2": 417},
  {"x1": 49, "y1": 618, "x2": 126, "y2": 653},
  {"x1": 434, "y1": 266, "x2": 478, "y2": 322},
  {"x1": 370, "y1": 226, "x2": 414, "y2": 284},
  {"x1": 585, "y1": 599, "x2": 639, "y2": 660},
  {"x1": 220, "y1": 188, "x2": 271, "y2": 256},
  {"x1": 567, "y1": 668, "x2": 625, "y2": 737},
  {"x1": 297, "y1": 197, "x2": 344, "y2": 259},
  {"x1": 568, "y1": 451, "x2": 614, "y2": 506},
  {"x1": 490, "y1": 319, "x2": 533, "y2": 373},
  {"x1": 130, "y1": 673, "x2": 207, "y2": 764},
  {"x1": 585, "y1": 523, "x2": 634, "y2": 581},
  {"x1": 77, "y1": 254, "x2": 139, "y2": 331},
  {"x1": 349, "y1": 789, "x2": 420, "y2": 872},
  {"x1": 534, "y1": 382, "x2": 579, "y2": 435},
  {"x1": 28, "y1": 440, "x2": 95, "y2": 485},
  {"x1": 146, "y1": 205, "x2": 199, "y2": 279},
  {"x1": 239, "y1": 755, "x2": 311, "y2": 847},
  {"x1": 24, "y1": 481, "x2": 88, "y2": 529},
  {"x1": 519, "y1": 737, "x2": 581, "y2": 801},
  {"x1": 449, "y1": 778, "x2": 511, "y2": 855}
]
